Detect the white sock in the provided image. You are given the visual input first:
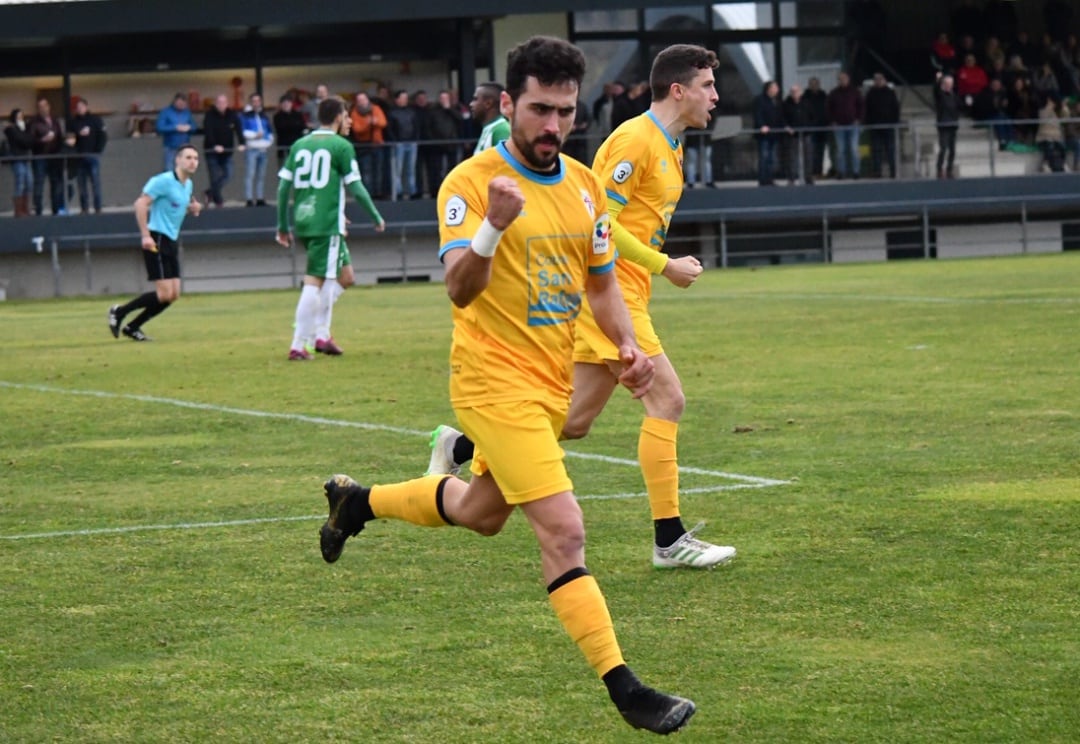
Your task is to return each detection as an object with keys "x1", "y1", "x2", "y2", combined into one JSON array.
[
  {"x1": 315, "y1": 280, "x2": 344, "y2": 340},
  {"x1": 291, "y1": 284, "x2": 321, "y2": 351}
]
